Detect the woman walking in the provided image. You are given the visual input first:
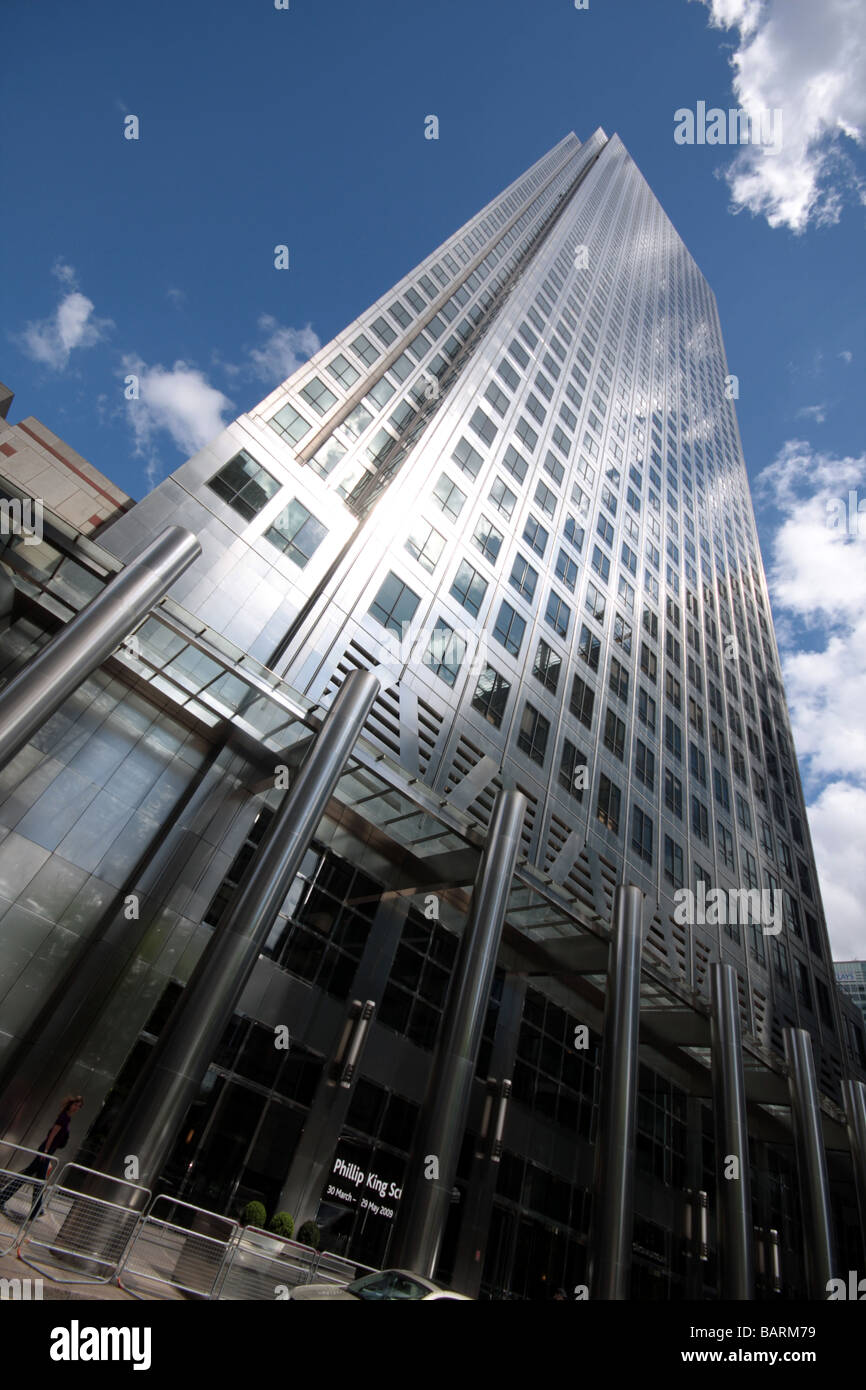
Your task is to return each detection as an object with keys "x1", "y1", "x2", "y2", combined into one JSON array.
[{"x1": 0, "y1": 1094, "x2": 84, "y2": 1222}]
